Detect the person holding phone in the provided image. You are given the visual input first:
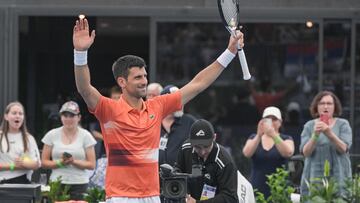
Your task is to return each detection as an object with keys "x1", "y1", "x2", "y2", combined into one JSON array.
[
  {"x1": 41, "y1": 101, "x2": 96, "y2": 200},
  {"x1": 300, "y1": 91, "x2": 352, "y2": 196},
  {"x1": 242, "y1": 106, "x2": 294, "y2": 198}
]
